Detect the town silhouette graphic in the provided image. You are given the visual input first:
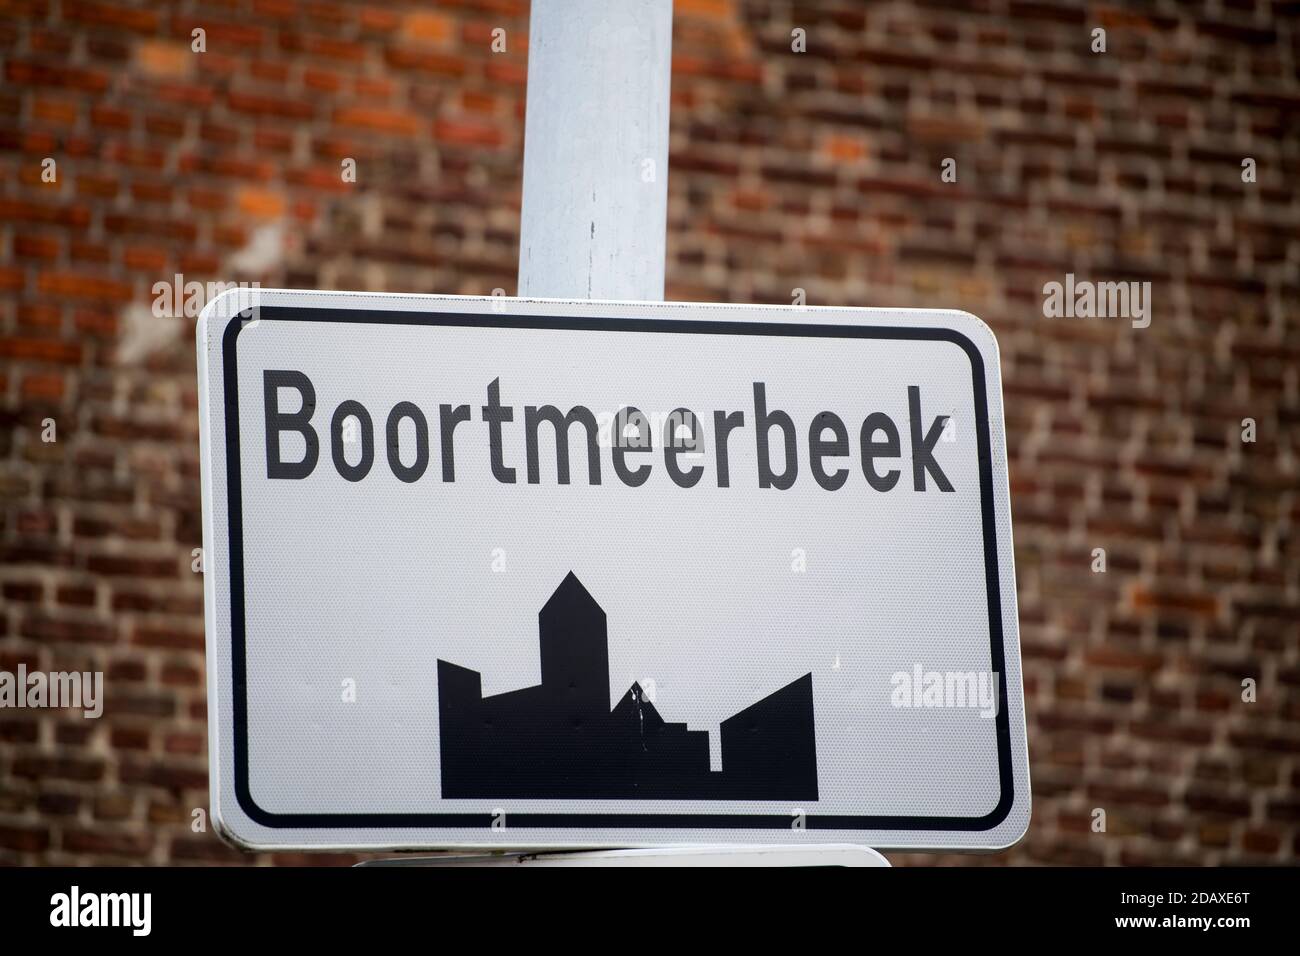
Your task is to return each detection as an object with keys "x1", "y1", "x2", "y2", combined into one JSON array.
[{"x1": 437, "y1": 572, "x2": 818, "y2": 800}]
